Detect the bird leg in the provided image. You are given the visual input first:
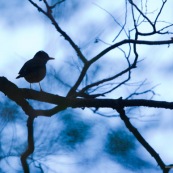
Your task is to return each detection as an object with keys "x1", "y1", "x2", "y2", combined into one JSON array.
[{"x1": 39, "y1": 82, "x2": 43, "y2": 92}]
